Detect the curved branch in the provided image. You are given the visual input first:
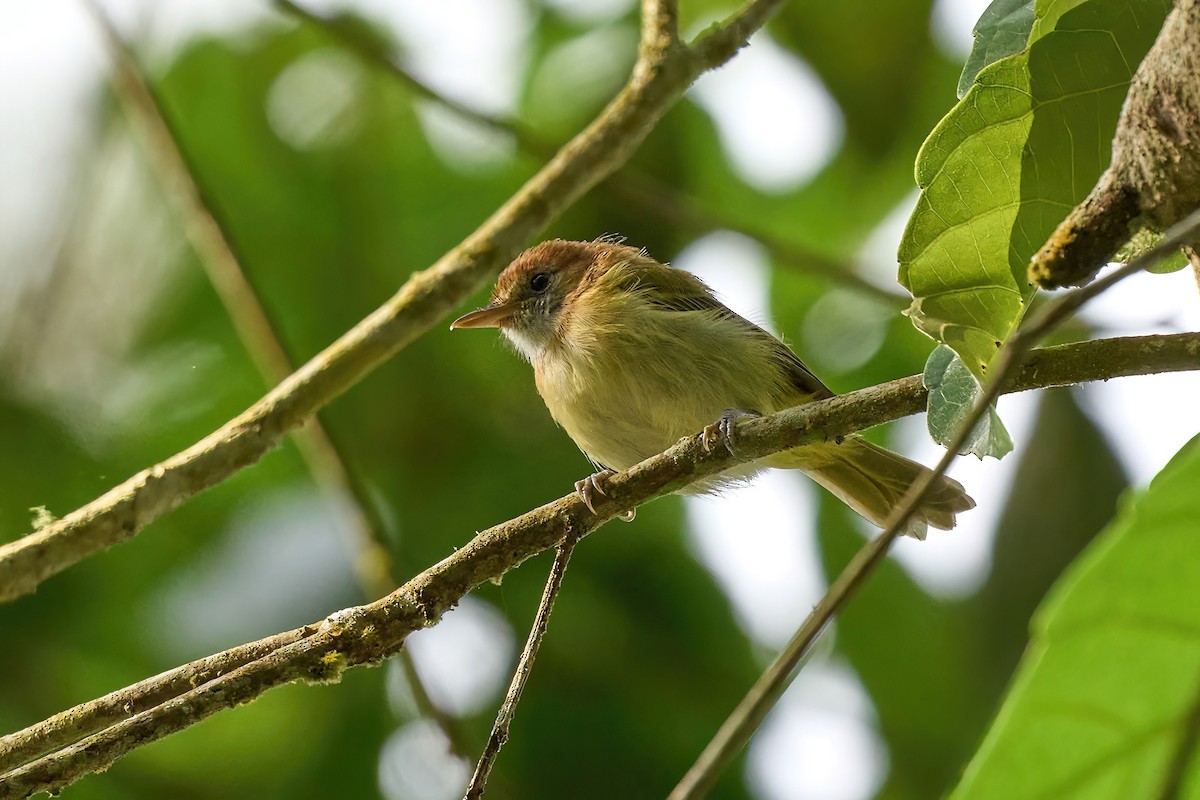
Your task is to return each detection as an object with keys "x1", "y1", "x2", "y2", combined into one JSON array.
[
  {"x1": 1, "y1": 331, "x2": 1198, "y2": 798},
  {"x1": 0, "y1": 0, "x2": 787, "y2": 603}
]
